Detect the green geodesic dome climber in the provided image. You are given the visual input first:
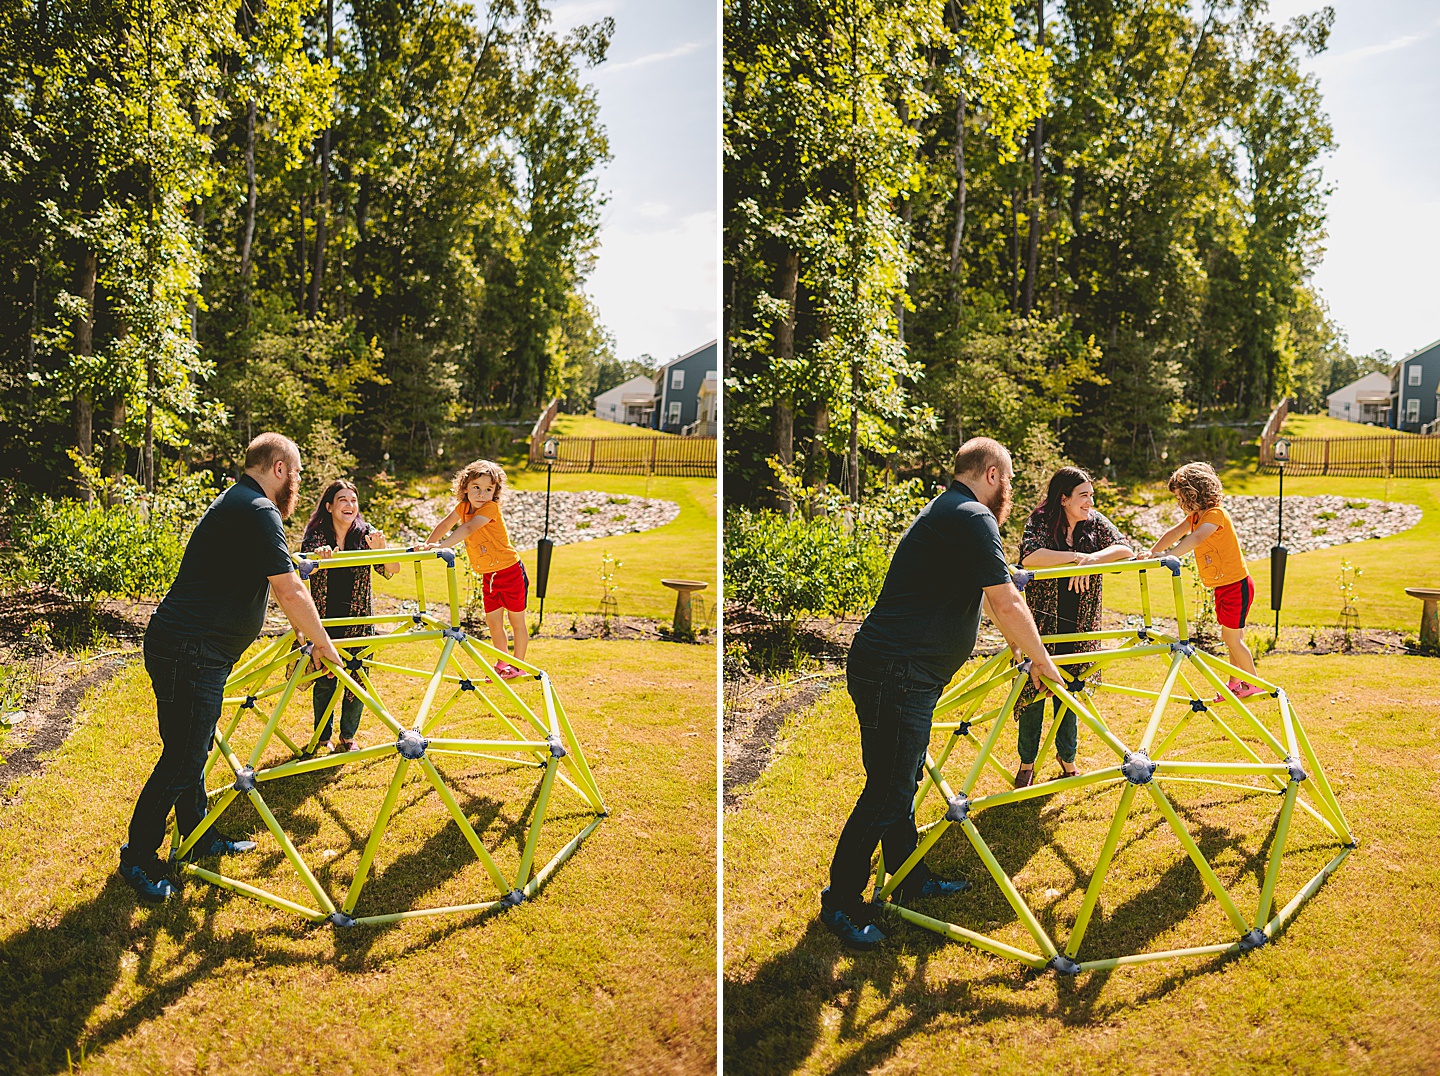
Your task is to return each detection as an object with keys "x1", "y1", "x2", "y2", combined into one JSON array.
[
  {"x1": 874, "y1": 556, "x2": 1354, "y2": 975},
  {"x1": 169, "y1": 545, "x2": 606, "y2": 928}
]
